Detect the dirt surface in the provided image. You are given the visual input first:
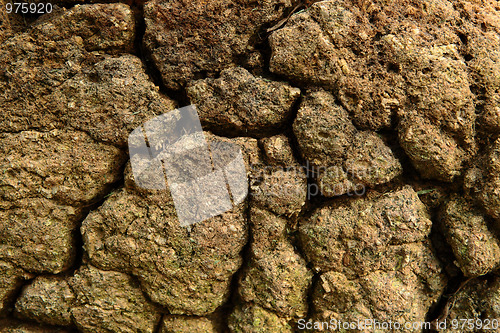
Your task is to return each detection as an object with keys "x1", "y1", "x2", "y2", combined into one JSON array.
[{"x1": 1, "y1": 0, "x2": 500, "y2": 332}]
